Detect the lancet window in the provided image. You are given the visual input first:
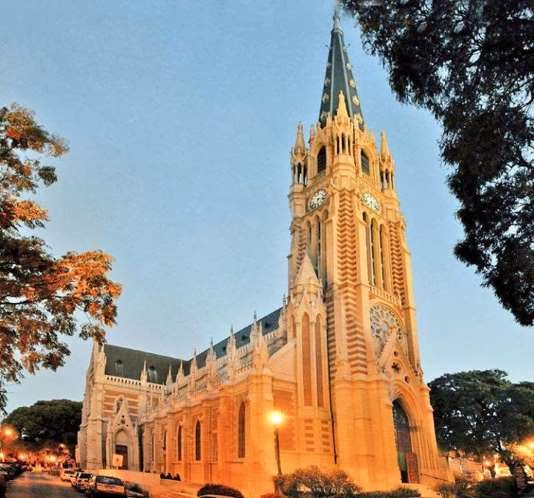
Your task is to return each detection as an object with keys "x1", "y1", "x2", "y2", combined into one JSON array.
[
  {"x1": 195, "y1": 420, "x2": 201, "y2": 461},
  {"x1": 363, "y1": 214, "x2": 390, "y2": 290},
  {"x1": 315, "y1": 317, "x2": 324, "y2": 407},
  {"x1": 176, "y1": 425, "x2": 183, "y2": 461},
  {"x1": 317, "y1": 146, "x2": 326, "y2": 174},
  {"x1": 237, "y1": 402, "x2": 246, "y2": 458},
  {"x1": 302, "y1": 313, "x2": 312, "y2": 406},
  {"x1": 361, "y1": 151, "x2": 370, "y2": 175}
]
